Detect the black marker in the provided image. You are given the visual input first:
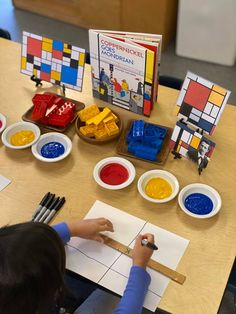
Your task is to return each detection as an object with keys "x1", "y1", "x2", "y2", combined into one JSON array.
[
  {"x1": 39, "y1": 196, "x2": 60, "y2": 222},
  {"x1": 34, "y1": 193, "x2": 55, "y2": 222},
  {"x1": 43, "y1": 197, "x2": 66, "y2": 224},
  {"x1": 141, "y1": 239, "x2": 158, "y2": 251},
  {"x1": 31, "y1": 192, "x2": 51, "y2": 220}
]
